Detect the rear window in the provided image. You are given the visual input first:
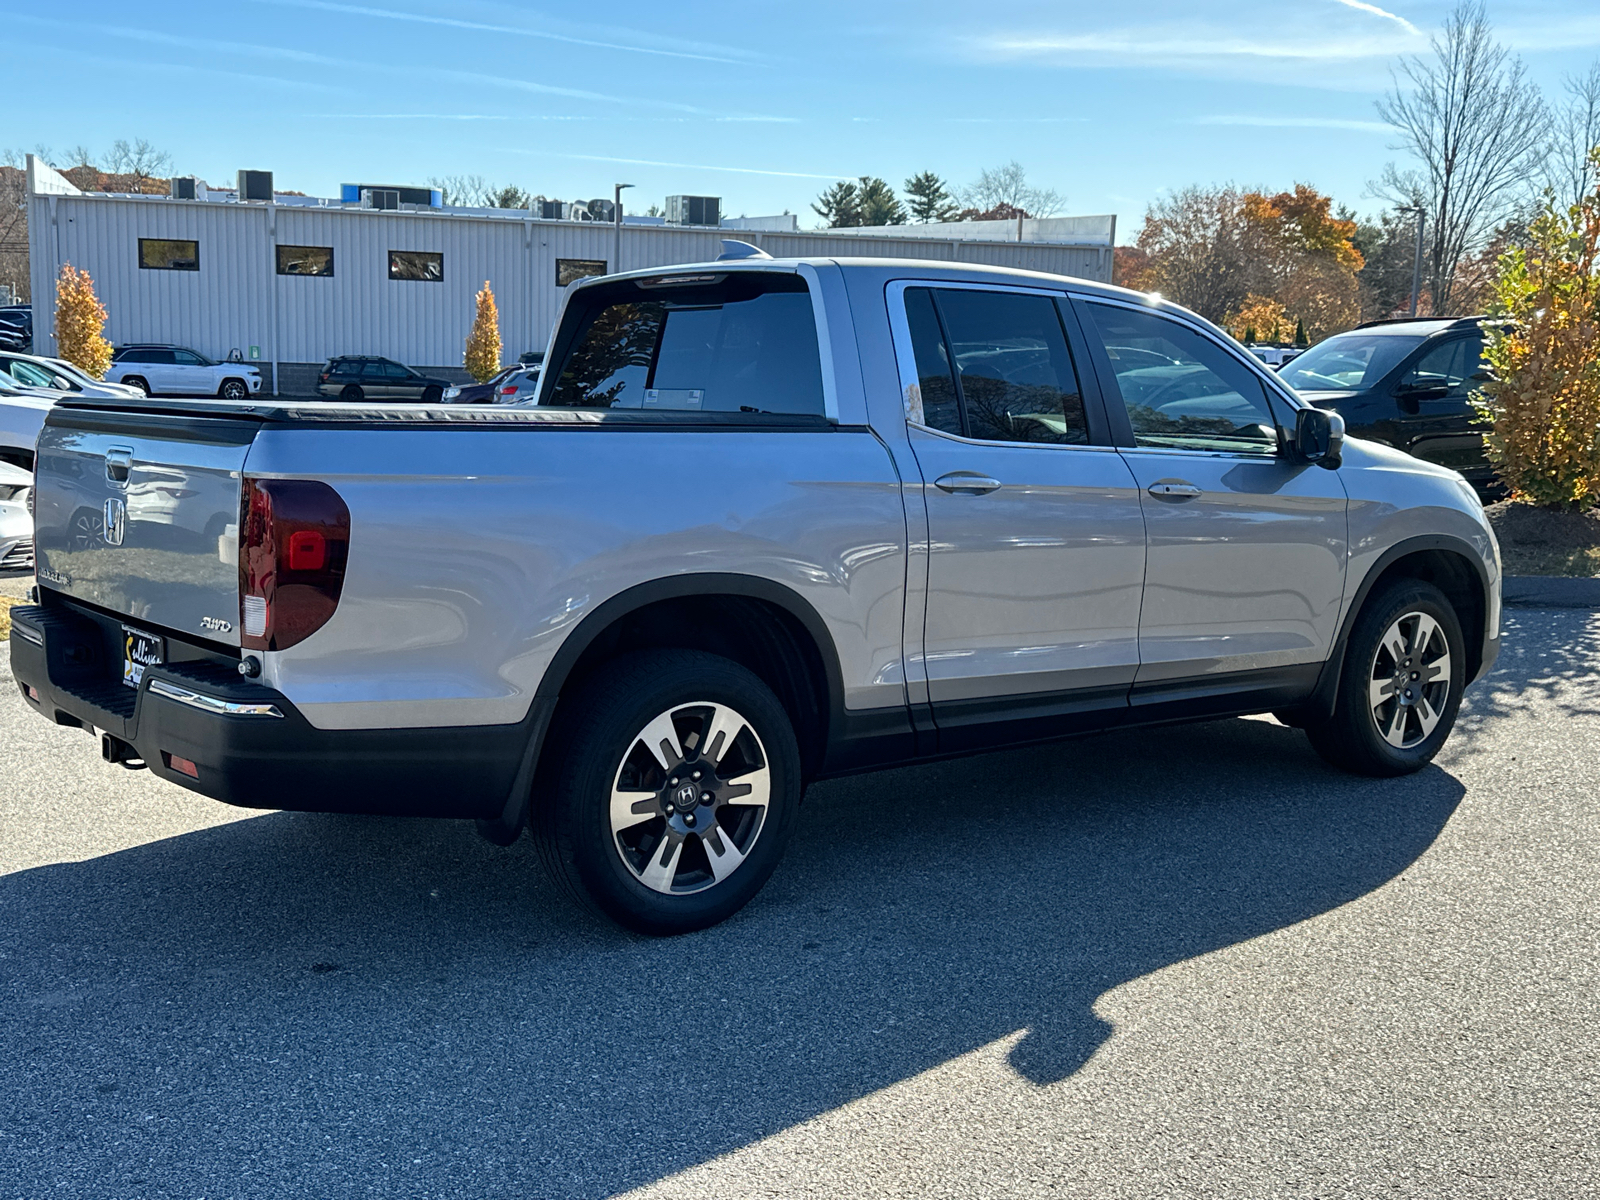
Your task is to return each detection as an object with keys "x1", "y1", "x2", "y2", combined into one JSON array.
[{"x1": 544, "y1": 273, "x2": 825, "y2": 416}]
